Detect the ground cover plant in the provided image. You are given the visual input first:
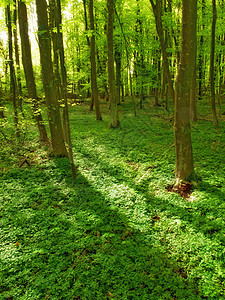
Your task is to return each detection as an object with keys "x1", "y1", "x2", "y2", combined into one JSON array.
[{"x1": 1, "y1": 98, "x2": 225, "y2": 299}]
